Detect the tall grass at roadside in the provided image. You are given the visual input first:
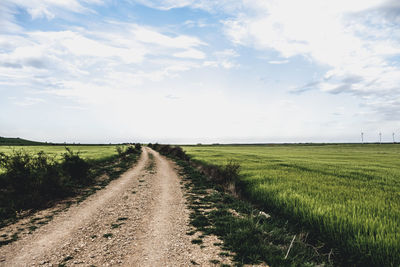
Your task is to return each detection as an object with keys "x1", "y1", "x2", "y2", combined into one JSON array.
[{"x1": 183, "y1": 144, "x2": 400, "y2": 266}]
